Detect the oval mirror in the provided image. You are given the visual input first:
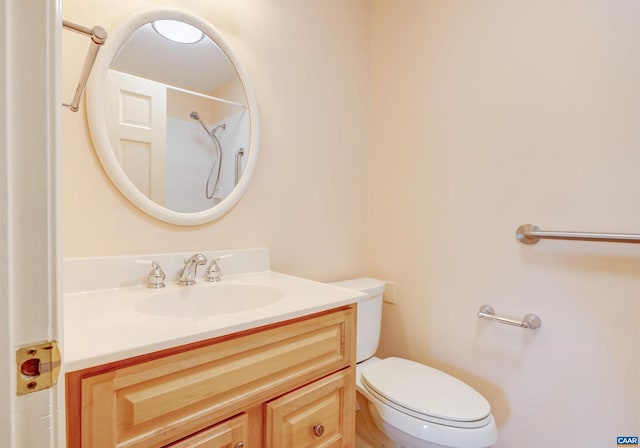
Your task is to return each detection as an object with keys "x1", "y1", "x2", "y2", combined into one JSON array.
[{"x1": 86, "y1": 8, "x2": 259, "y2": 225}]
